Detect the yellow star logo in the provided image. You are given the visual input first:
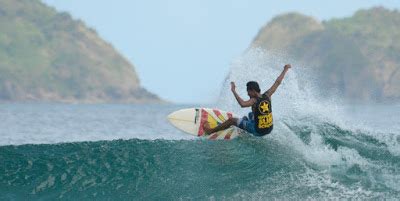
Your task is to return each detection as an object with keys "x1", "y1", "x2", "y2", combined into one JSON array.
[{"x1": 260, "y1": 102, "x2": 269, "y2": 113}]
